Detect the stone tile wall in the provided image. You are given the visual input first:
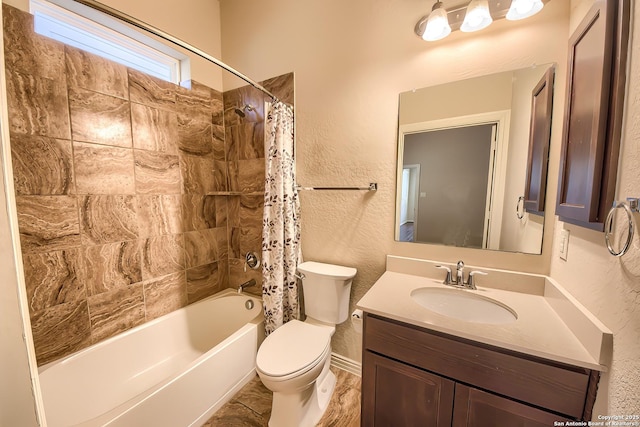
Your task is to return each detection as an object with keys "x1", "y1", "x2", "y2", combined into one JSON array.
[
  {"x1": 223, "y1": 73, "x2": 294, "y2": 292},
  {"x1": 3, "y1": 3, "x2": 293, "y2": 366}
]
